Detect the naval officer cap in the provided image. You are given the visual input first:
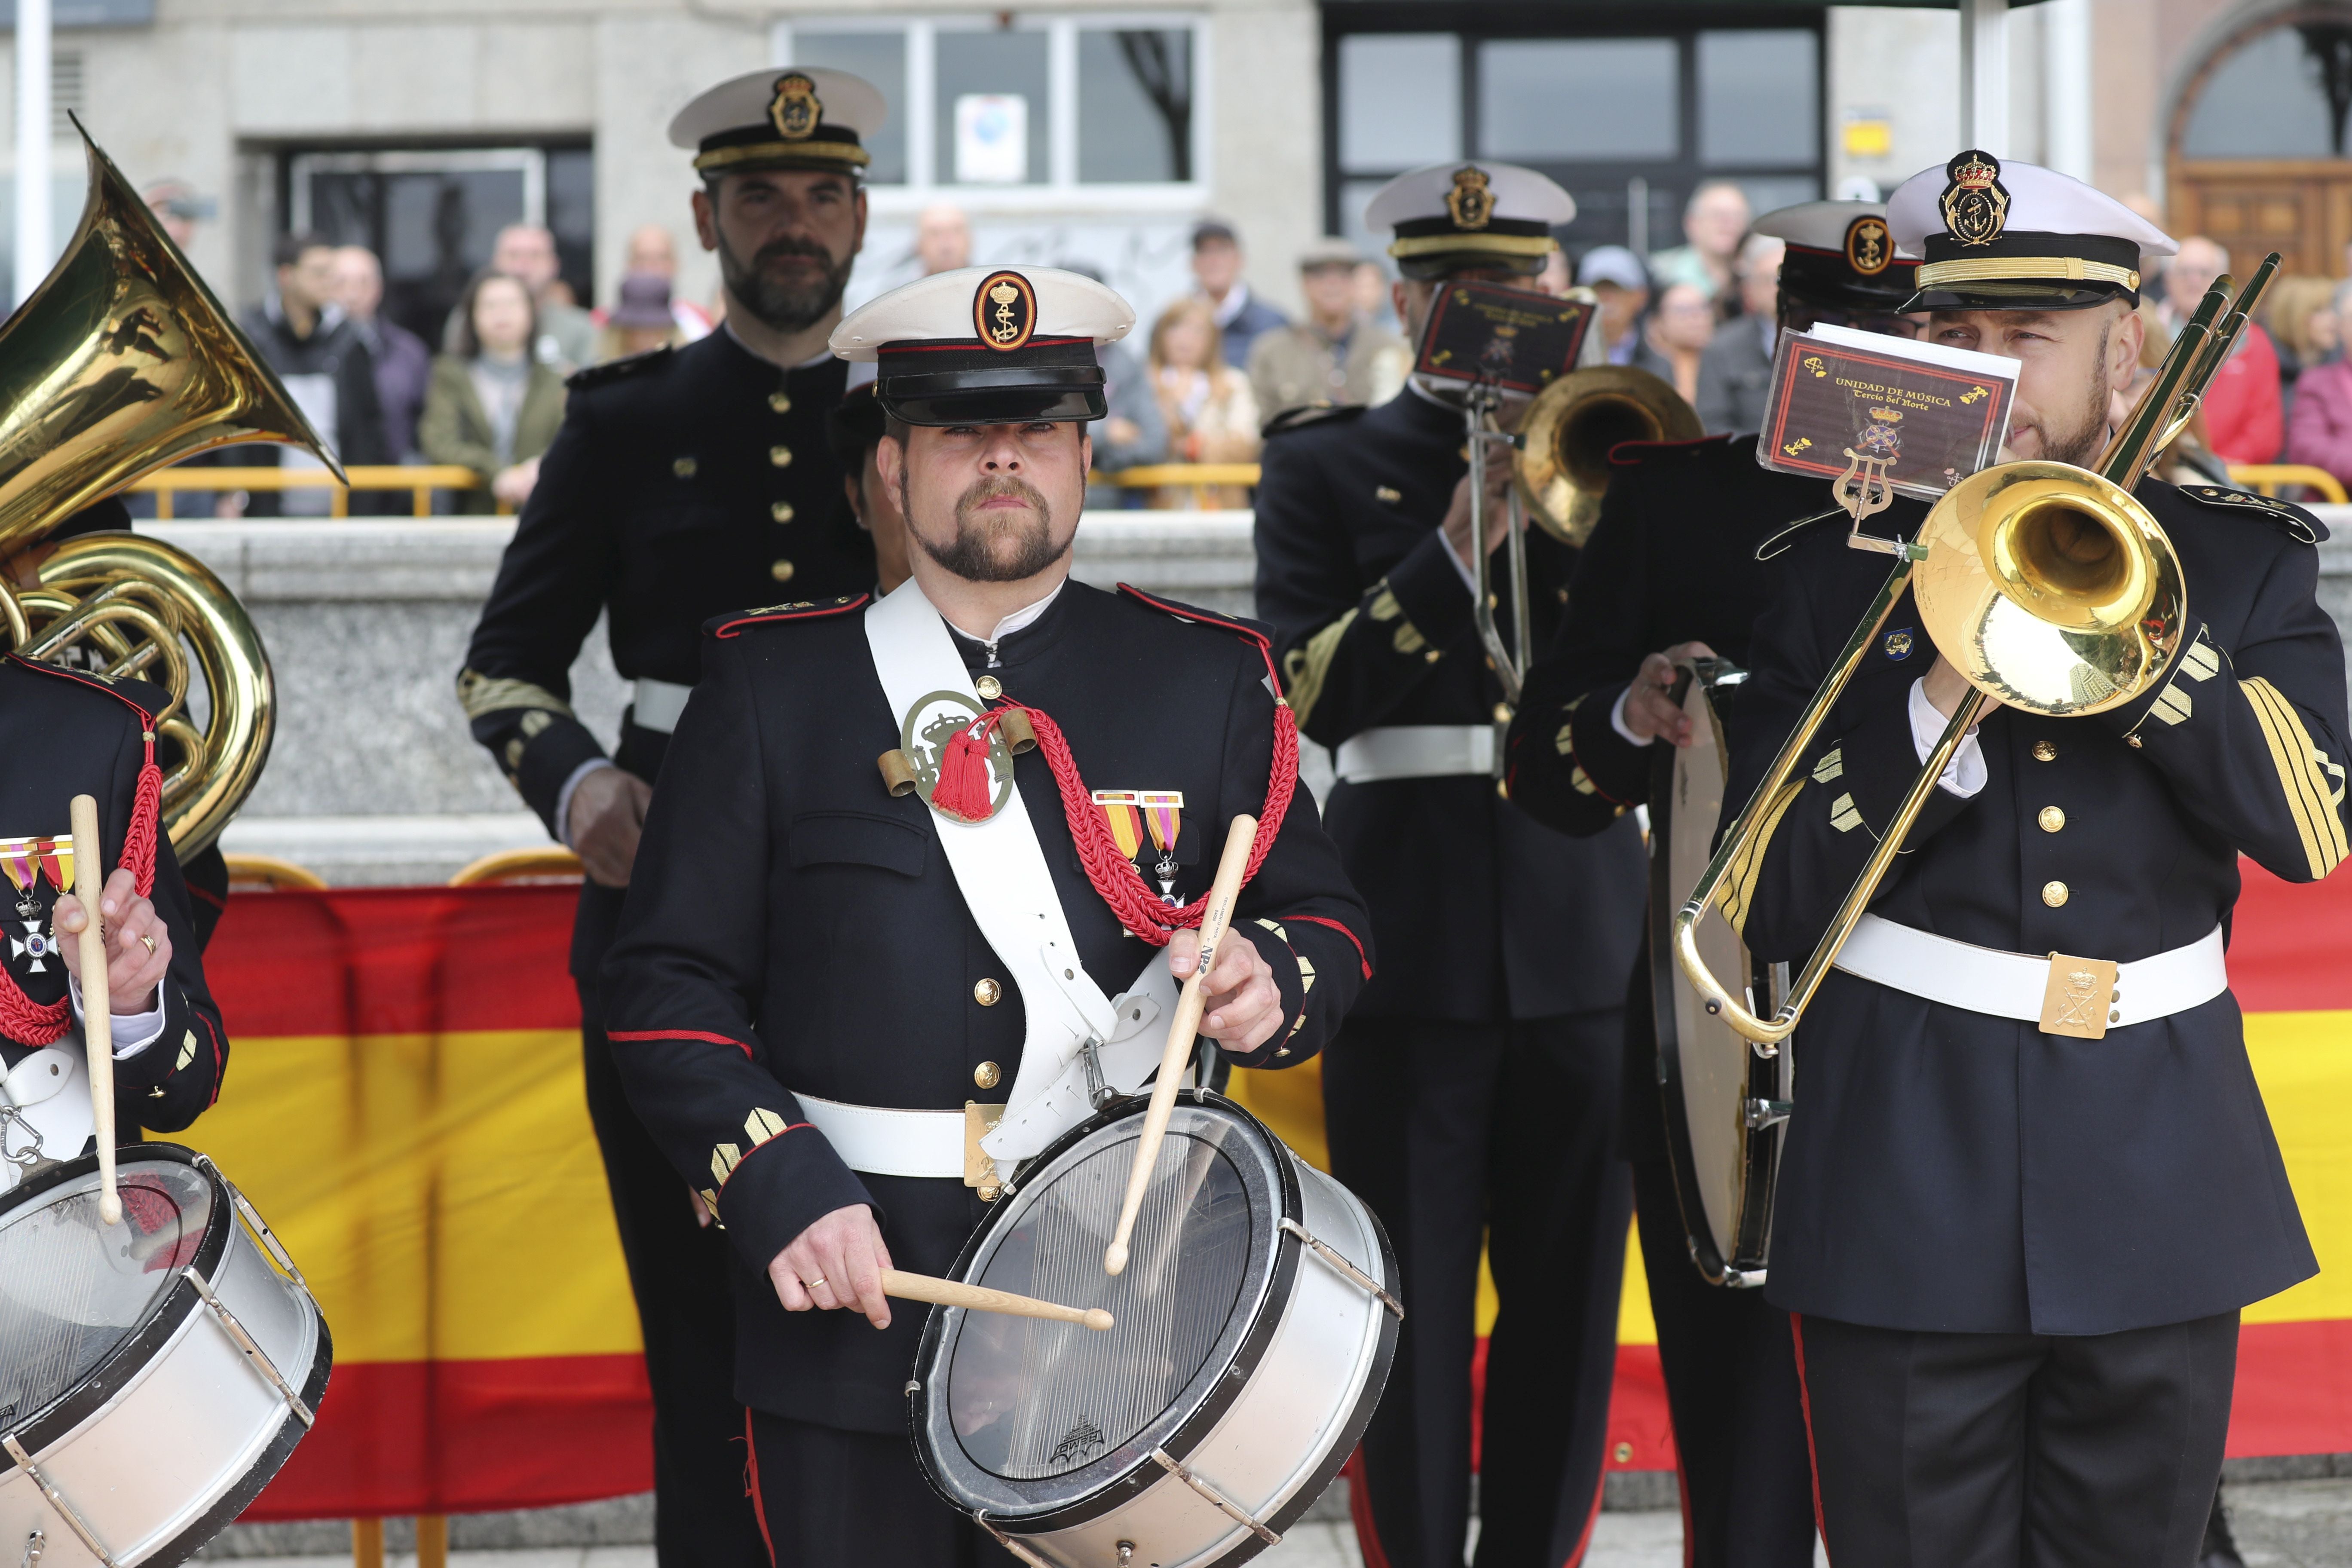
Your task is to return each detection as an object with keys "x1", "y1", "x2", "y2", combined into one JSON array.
[
  {"x1": 830, "y1": 266, "x2": 1136, "y2": 426},
  {"x1": 1363, "y1": 162, "x2": 1575, "y2": 280},
  {"x1": 1888, "y1": 150, "x2": 2175, "y2": 312},
  {"x1": 1749, "y1": 200, "x2": 1920, "y2": 311},
  {"x1": 668, "y1": 67, "x2": 886, "y2": 178}
]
